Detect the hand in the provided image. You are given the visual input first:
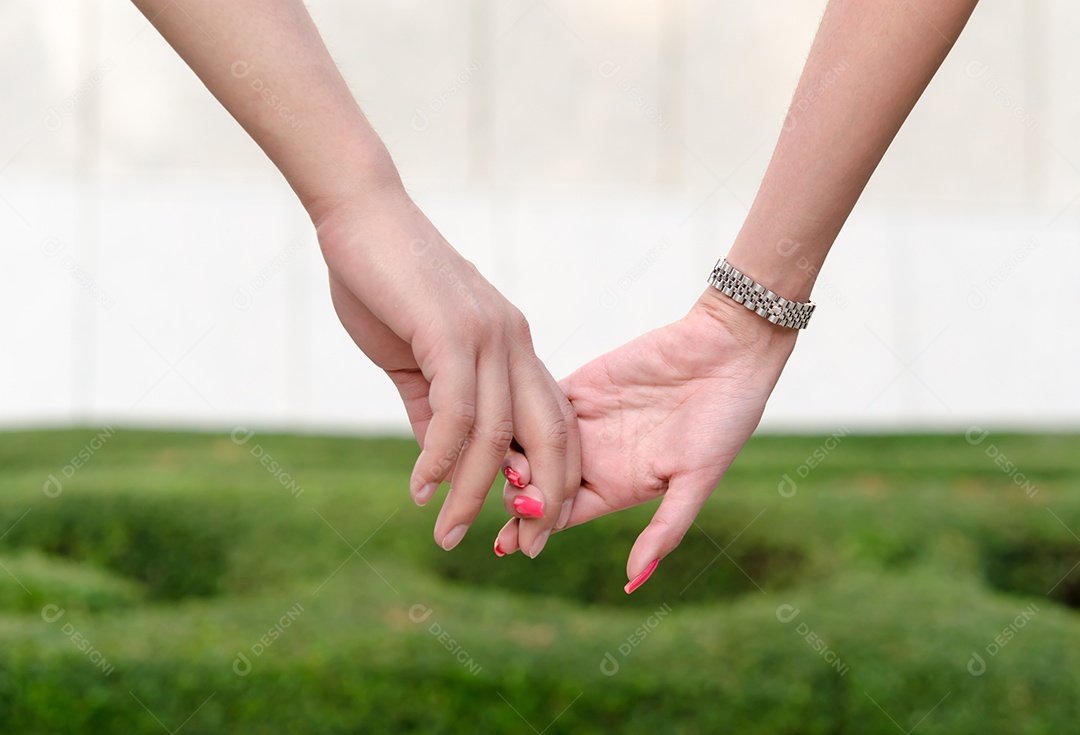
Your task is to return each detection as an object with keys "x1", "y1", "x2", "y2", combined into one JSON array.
[
  {"x1": 317, "y1": 185, "x2": 580, "y2": 554},
  {"x1": 494, "y1": 289, "x2": 797, "y2": 589}
]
